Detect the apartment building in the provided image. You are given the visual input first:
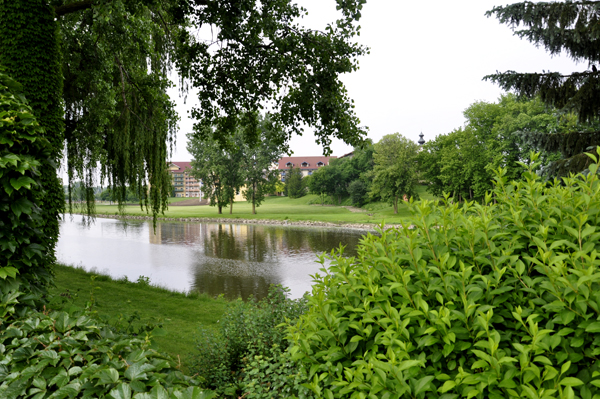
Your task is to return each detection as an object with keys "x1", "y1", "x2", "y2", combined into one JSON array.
[
  {"x1": 277, "y1": 156, "x2": 336, "y2": 182},
  {"x1": 168, "y1": 162, "x2": 202, "y2": 198}
]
